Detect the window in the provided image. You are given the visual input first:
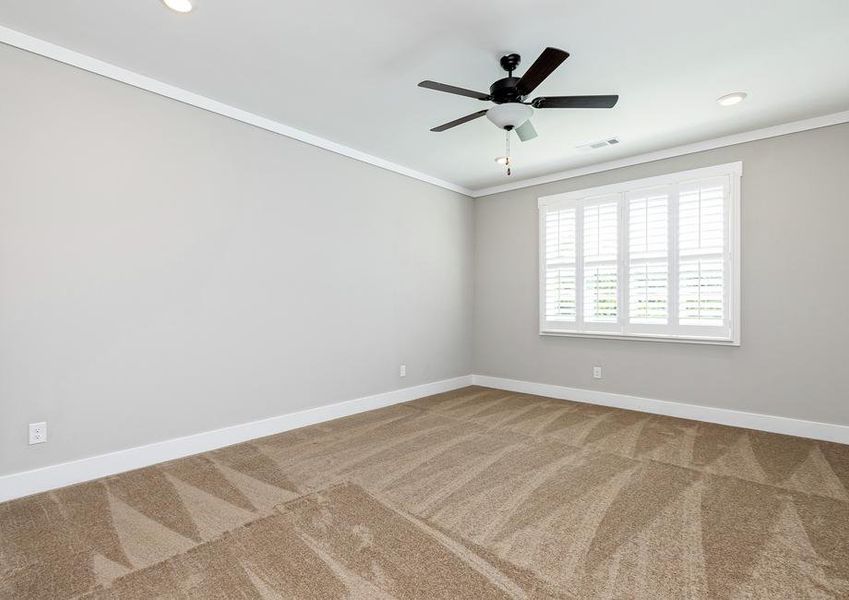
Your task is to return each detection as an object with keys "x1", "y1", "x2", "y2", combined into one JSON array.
[{"x1": 539, "y1": 162, "x2": 741, "y2": 344}]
